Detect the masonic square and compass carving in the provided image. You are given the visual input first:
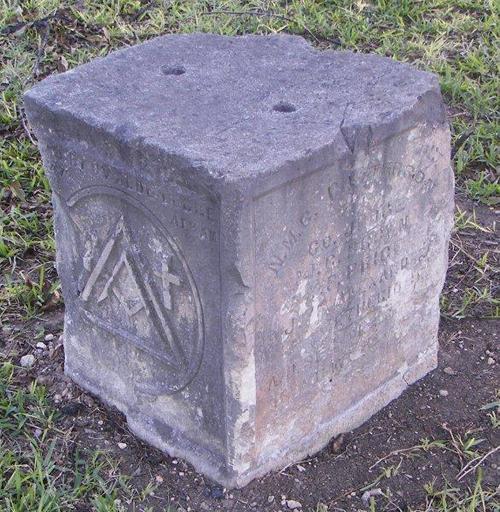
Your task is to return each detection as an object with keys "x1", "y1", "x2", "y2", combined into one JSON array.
[{"x1": 61, "y1": 185, "x2": 205, "y2": 394}]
